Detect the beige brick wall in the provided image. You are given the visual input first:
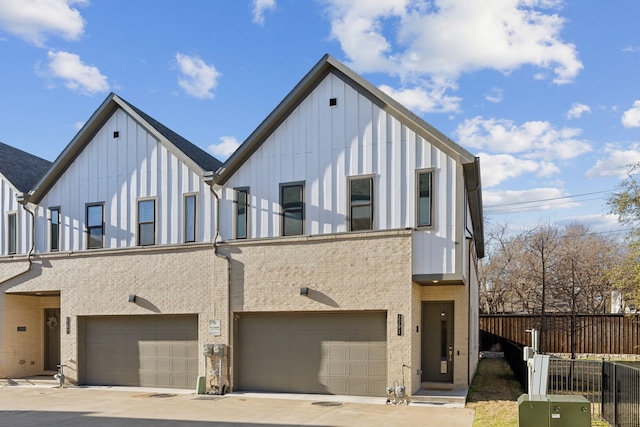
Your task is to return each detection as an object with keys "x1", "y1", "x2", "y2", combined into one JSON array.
[
  {"x1": 1, "y1": 244, "x2": 221, "y2": 384},
  {"x1": 218, "y1": 229, "x2": 416, "y2": 393},
  {"x1": 1, "y1": 232, "x2": 476, "y2": 394},
  {"x1": 0, "y1": 294, "x2": 60, "y2": 378}
]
